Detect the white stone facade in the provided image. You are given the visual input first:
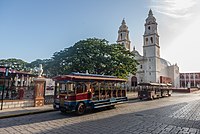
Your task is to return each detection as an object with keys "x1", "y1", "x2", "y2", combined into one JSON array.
[
  {"x1": 117, "y1": 19, "x2": 131, "y2": 51},
  {"x1": 117, "y1": 10, "x2": 180, "y2": 88}
]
